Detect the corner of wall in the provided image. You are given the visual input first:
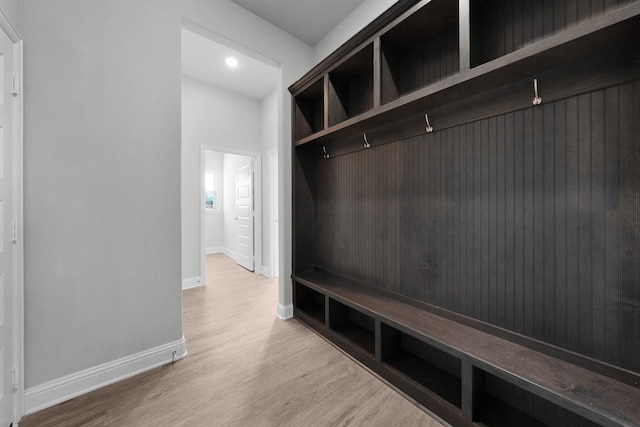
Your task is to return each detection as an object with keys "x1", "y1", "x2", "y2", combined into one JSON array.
[
  {"x1": 24, "y1": 338, "x2": 187, "y2": 416},
  {"x1": 276, "y1": 303, "x2": 293, "y2": 320}
]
